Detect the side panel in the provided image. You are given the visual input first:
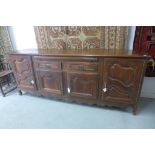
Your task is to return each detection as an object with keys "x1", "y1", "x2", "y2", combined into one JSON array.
[{"x1": 10, "y1": 55, "x2": 37, "y2": 91}]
